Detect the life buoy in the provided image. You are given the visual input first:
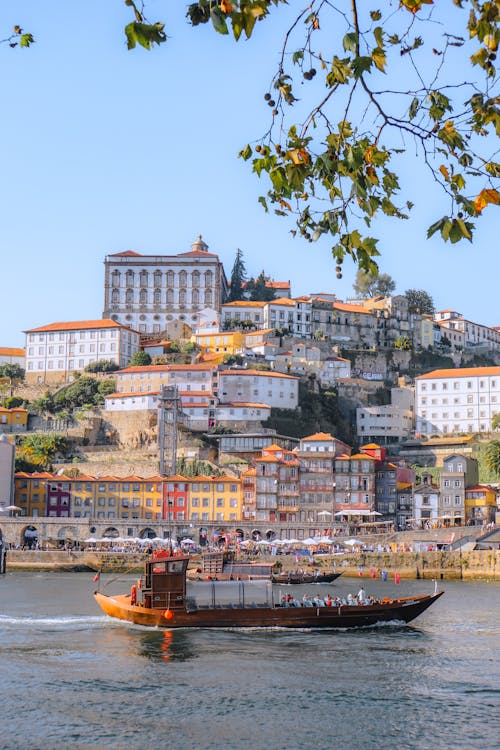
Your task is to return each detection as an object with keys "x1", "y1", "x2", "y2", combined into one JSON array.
[
  {"x1": 130, "y1": 585, "x2": 137, "y2": 606},
  {"x1": 163, "y1": 609, "x2": 173, "y2": 620}
]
